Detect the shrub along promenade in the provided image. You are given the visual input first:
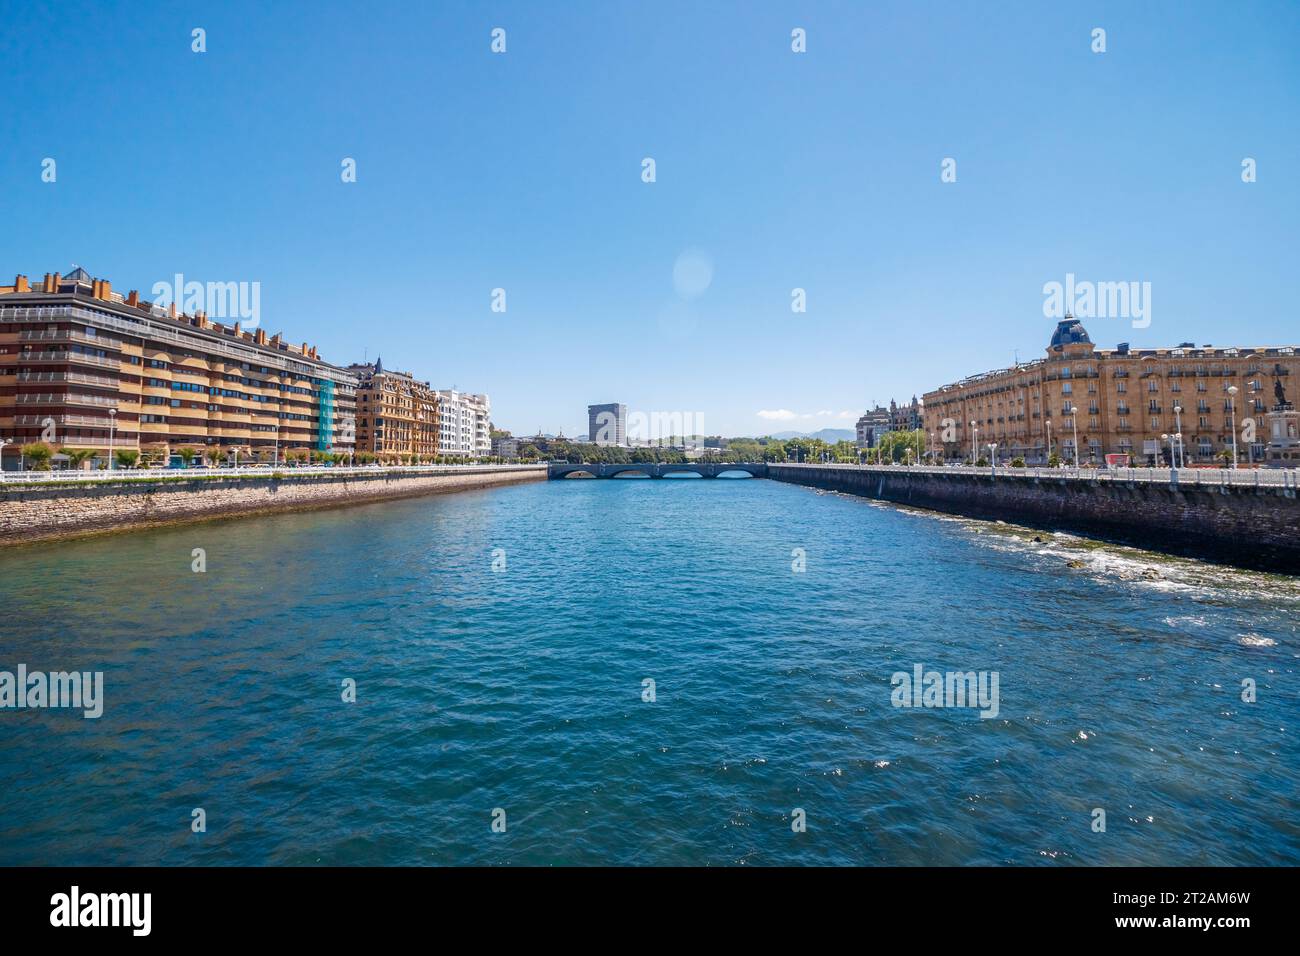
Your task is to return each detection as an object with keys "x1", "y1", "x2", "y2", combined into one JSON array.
[{"x1": 0, "y1": 464, "x2": 546, "y2": 544}]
